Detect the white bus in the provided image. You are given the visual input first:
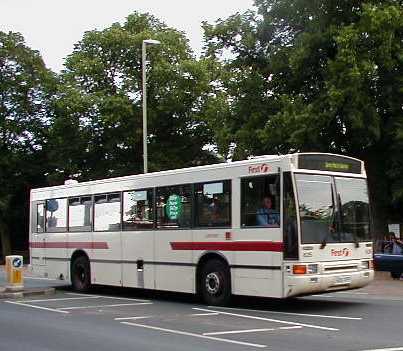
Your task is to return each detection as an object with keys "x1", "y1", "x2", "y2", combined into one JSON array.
[{"x1": 29, "y1": 153, "x2": 374, "y2": 305}]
